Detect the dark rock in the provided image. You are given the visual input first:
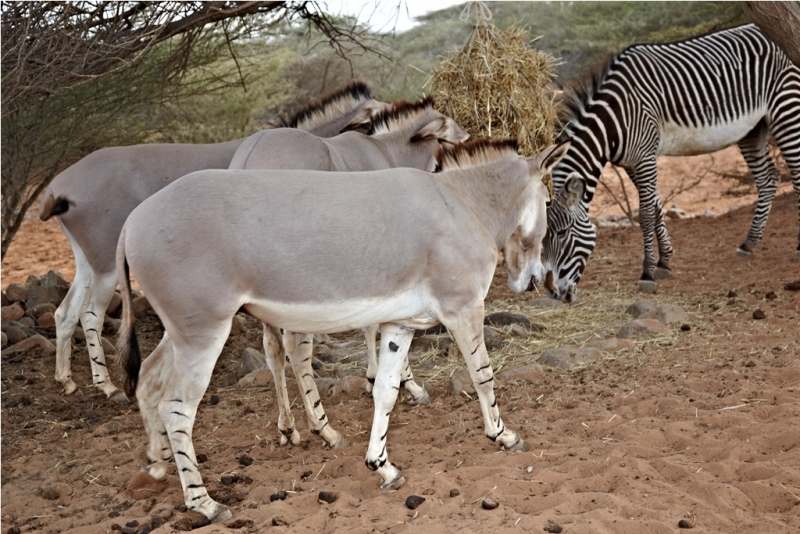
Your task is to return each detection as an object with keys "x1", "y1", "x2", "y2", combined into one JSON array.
[
  {"x1": 270, "y1": 492, "x2": 287, "y2": 502},
  {"x1": 236, "y1": 368, "x2": 273, "y2": 387},
  {"x1": 5, "y1": 283, "x2": 29, "y2": 304},
  {"x1": 638, "y1": 304, "x2": 690, "y2": 325},
  {"x1": 229, "y1": 314, "x2": 245, "y2": 337},
  {"x1": 785, "y1": 281, "x2": 800, "y2": 291},
  {"x1": 678, "y1": 519, "x2": 693, "y2": 529},
  {"x1": 766, "y1": 291, "x2": 777, "y2": 300},
  {"x1": 318, "y1": 491, "x2": 338, "y2": 504},
  {"x1": 125, "y1": 520, "x2": 139, "y2": 528},
  {"x1": 496, "y1": 364, "x2": 544, "y2": 383},
  {"x1": 544, "y1": 522, "x2": 563, "y2": 533},
  {"x1": 1, "y1": 332, "x2": 6, "y2": 349},
  {"x1": 481, "y1": 498, "x2": 499, "y2": 510},
  {"x1": 272, "y1": 516, "x2": 289, "y2": 527},
  {"x1": 238, "y1": 455, "x2": 253, "y2": 466},
  {"x1": 37, "y1": 312, "x2": 56, "y2": 328},
  {"x1": 537, "y1": 346, "x2": 603, "y2": 369},
  {"x1": 103, "y1": 315, "x2": 122, "y2": 334},
  {"x1": 484, "y1": 312, "x2": 540, "y2": 332},
  {"x1": 2, "y1": 334, "x2": 55, "y2": 355},
  {"x1": 39, "y1": 486, "x2": 60, "y2": 500},
  {"x1": 416, "y1": 324, "x2": 448, "y2": 336},
  {"x1": 132, "y1": 296, "x2": 151, "y2": 318},
  {"x1": 220, "y1": 474, "x2": 242, "y2": 485},
  {"x1": 227, "y1": 519, "x2": 254, "y2": 529},
  {"x1": 236, "y1": 347, "x2": 266, "y2": 379},
  {"x1": 753, "y1": 309, "x2": 766, "y2": 320},
  {"x1": 405, "y1": 495, "x2": 425, "y2": 510},
  {"x1": 483, "y1": 326, "x2": 505, "y2": 351},
  {"x1": 1, "y1": 291, "x2": 9, "y2": 307},
  {"x1": 2, "y1": 323, "x2": 33, "y2": 346},
  {"x1": 26, "y1": 302, "x2": 56, "y2": 320},
  {"x1": 681, "y1": 324, "x2": 691, "y2": 332},
  {"x1": 625, "y1": 300, "x2": 656, "y2": 318},
  {"x1": 2, "y1": 304, "x2": 25, "y2": 322},
  {"x1": 107, "y1": 292, "x2": 122, "y2": 315},
  {"x1": 410, "y1": 335, "x2": 451, "y2": 353},
  {"x1": 209, "y1": 395, "x2": 219, "y2": 405},
  {"x1": 447, "y1": 369, "x2": 475, "y2": 396},
  {"x1": 311, "y1": 357, "x2": 324, "y2": 370},
  {"x1": 25, "y1": 271, "x2": 69, "y2": 308},
  {"x1": 617, "y1": 319, "x2": 667, "y2": 339},
  {"x1": 449, "y1": 488, "x2": 460, "y2": 498},
  {"x1": 196, "y1": 453, "x2": 208, "y2": 463}
]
